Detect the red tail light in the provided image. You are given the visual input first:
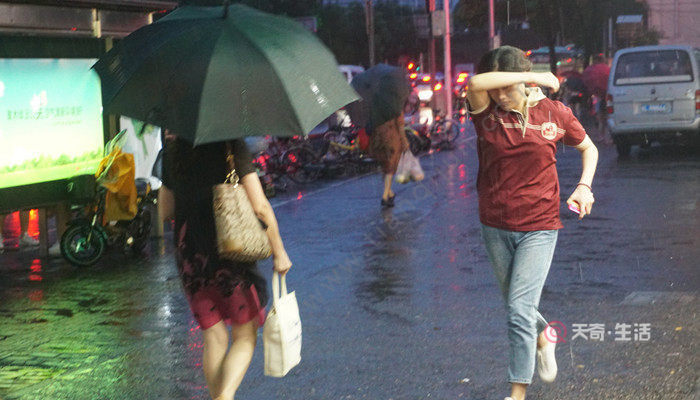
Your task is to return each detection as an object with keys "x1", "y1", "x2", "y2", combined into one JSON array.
[
  {"x1": 434, "y1": 83, "x2": 443, "y2": 91},
  {"x1": 606, "y1": 94, "x2": 614, "y2": 115},
  {"x1": 695, "y1": 90, "x2": 700, "y2": 111}
]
